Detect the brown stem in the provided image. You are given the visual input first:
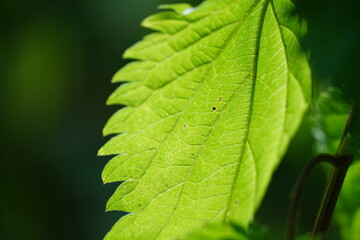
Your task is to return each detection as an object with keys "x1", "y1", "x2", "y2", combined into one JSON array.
[
  {"x1": 311, "y1": 103, "x2": 355, "y2": 239},
  {"x1": 311, "y1": 155, "x2": 352, "y2": 239},
  {"x1": 286, "y1": 103, "x2": 355, "y2": 240},
  {"x1": 286, "y1": 154, "x2": 337, "y2": 240}
]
